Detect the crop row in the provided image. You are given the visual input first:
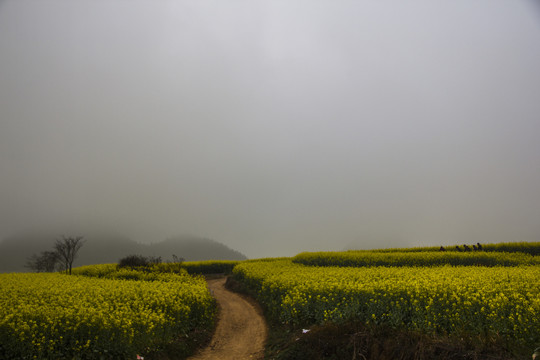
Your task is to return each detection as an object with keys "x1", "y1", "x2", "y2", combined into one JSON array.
[
  {"x1": 73, "y1": 260, "x2": 241, "y2": 277},
  {"x1": 292, "y1": 250, "x2": 540, "y2": 267},
  {"x1": 233, "y1": 260, "x2": 540, "y2": 348},
  {"x1": 0, "y1": 271, "x2": 216, "y2": 359},
  {"x1": 357, "y1": 241, "x2": 540, "y2": 256},
  {"x1": 181, "y1": 260, "x2": 240, "y2": 275}
]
